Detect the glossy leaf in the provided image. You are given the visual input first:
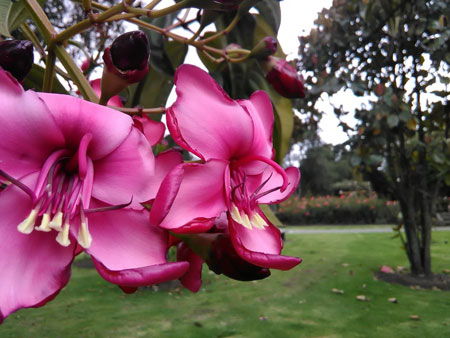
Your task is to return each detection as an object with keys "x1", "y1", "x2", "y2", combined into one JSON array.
[
  {"x1": 0, "y1": 0, "x2": 12, "y2": 37},
  {"x1": 22, "y1": 64, "x2": 68, "y2": 94}
]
